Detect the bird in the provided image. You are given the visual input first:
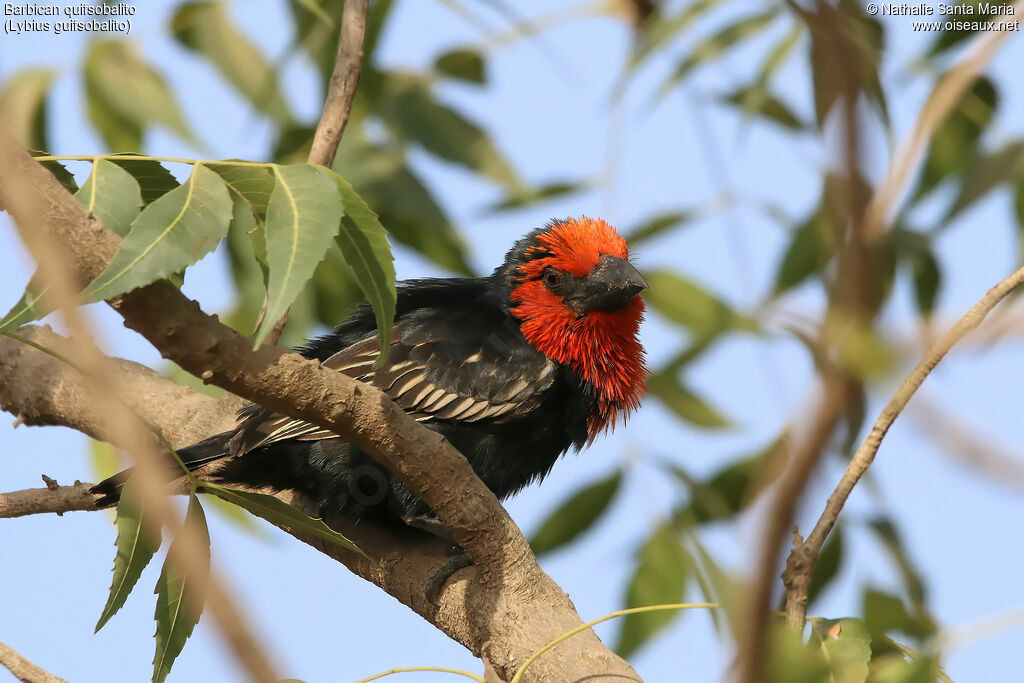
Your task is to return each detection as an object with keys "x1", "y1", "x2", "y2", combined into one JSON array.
[{"x1": 93, "y1": 217, "x2": 648, "y2": 535}]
